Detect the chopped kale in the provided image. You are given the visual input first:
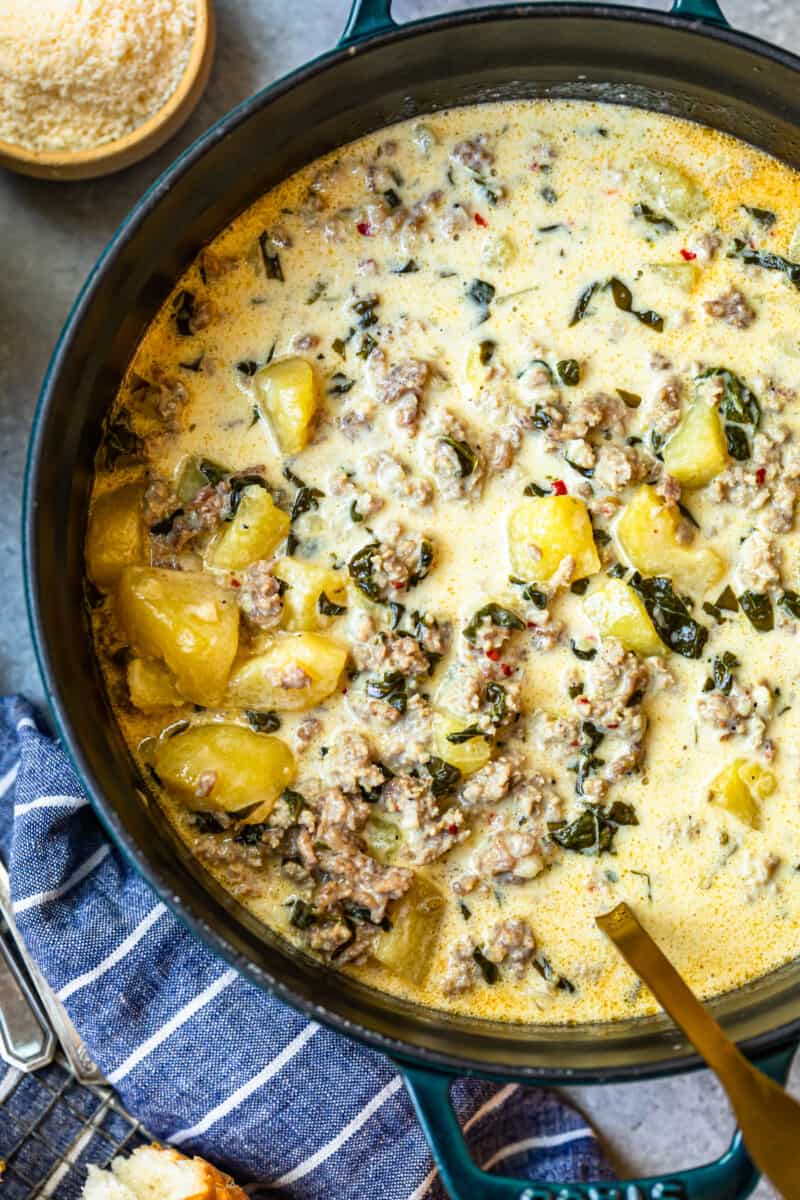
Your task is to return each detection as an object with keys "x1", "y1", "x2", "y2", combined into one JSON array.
[
  {"x1": 388, "y1": 600, "x2": 405, "y2": 629},
  {"x1": 234, "y1": 823, "x2": 271, "y2": 846},
  {"x1": 348, "y1": 542, "x2": 382, "y2": 601},
  {"x1": 570, "y1": 639, "x2": 597, "y2": 661},
  {"x1": 617, "y1": 388, "x2": 642, "y2": 408},
  {"x1": 607, "y1": 275, "x2": 664, "y2": 331},
  {"x1": 464, "y1": 603, "x2": 525, "y2": 642},
  {"x1": 383, "y1": 187, "x2": 401, "y2": 209},
  {"x1": 523, "y1": 481, "x2": 549, "y2": 497},
  {"x1": 349, "y1": 500, "x2": 364, "y2": 523},
  {"x1": 245, "y1": 710, "x2": 280, "y2": 733},
  {"x1": 287, "y1": 898, "x2": 316, "y2": 929},
  {"x1": 485, "y1": 681, "x2": 507, "y2": 724},
  {"x1": 318, "y1": 591, "x2": 347, "y2": 617},
  {"x1": 392, "y1": 259, "x2": 419, "y2": 274},
  {"x1": 557, "y1": 359, "x2": 581, "y2": 386},
  {"x1": 103, "y1": 409, "x2": 143, "y2": 469},
  {"x1": 697, "y1": 367, "x2": 760, "y2": 459},
  {"x1": 628, "y1": 573, "x2": 708, "y2": 658},
  {"x1": 549, "y1": 801, "x2": 638, "y2": 856},
  {"x1": 446, "y1": 725, "x2": 489, "y2": 745},
  {"x1": 328, "y1": 372, "x2": 355, "y2": 395},
  {"x1": 352, "y1": 296, "x2": 380, "y2": 328},
  {"x1": 534, "y1": 955, "x2": 576, "y2": 993},
  {"x1": 779, "y1": 590, "x2": 800, "y2": 619},
  {"x1": 569, "y1": 280, "x2": 603, "y2": 325},
  {"x1": 738, "y1": 590, "x2": 774, "y2": 632},
  {"x1": 366, "y1": 672, "x2": 408, "y2": 714},
  {"x1": 237, "y1": 360, "x2": 259, "y2": 376},
  {"x1": 632, "y1": 202, "x2": 677, "y2": 234},
  {"x1": 306, "y1": 279, "x2": 327, "y2": 304},
  {"x1": 570, "y1": 578, "x2": 590, "y2": 596},
  {"x1": 357, "y1": 333, "x2": 377, "y2": 359},
  {"x1": 408, "y1": 540, "x2": 434, "y2": 588},
  {"x1": 472, "y1": 946, "x2": 499, "y2": 984},
  {"x1": 191, "y1": 811, "x2": 224, "y2": 834},
  {"x1": 425, "y1": 756, "x2": 462, "y2": 797},
  {"x1": 479, "y1": 339, "x2": 496, "y2": 365},
  {"x1": 540, "y1": 185, "x2": 558, "y2": 205},
  {"x1": 439, "y1": 435, "x2": 478, "y2": 477},
  {"x1": 710, "y1": 651, "x2": 738, "y2": 695},
  {"x1": 179, "y1": 355, "x2": 204, "y2": 372},
  {"x1": 729, "y1": 237, "x2": 800, "y2": 288},
  {"x1": 466, "y1": 278, "x2": 496, "y2": 323},
  {"x1": 741, "y1": 205, "x2": 777, "y2": 229}
]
